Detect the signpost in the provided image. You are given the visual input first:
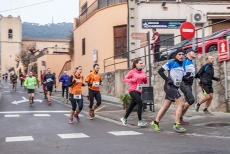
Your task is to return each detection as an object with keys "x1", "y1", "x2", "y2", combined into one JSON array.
[
  {"x1": 218, "y1": 38, "x2": 230, "y2": 112},
  {"x1": 180, "y1": 22, "x2": 196, "y2": 40}
]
